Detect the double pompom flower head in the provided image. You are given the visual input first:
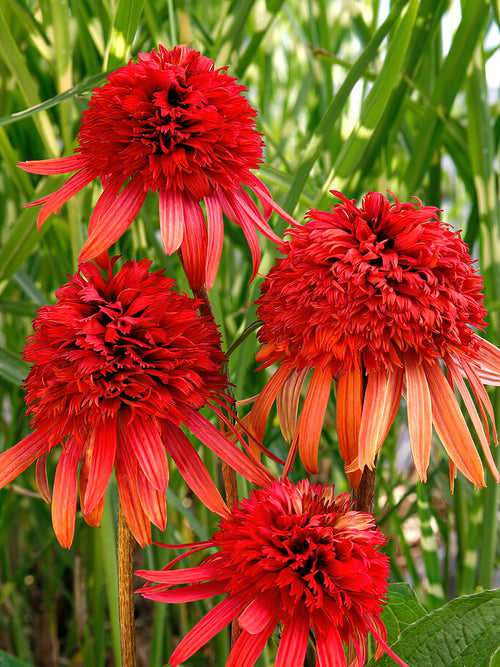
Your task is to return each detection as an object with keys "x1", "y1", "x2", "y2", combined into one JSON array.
[
  {"x1": 18, "y1": 44, "x2": 294, "y2": 289},
  {"x1": 3, "y1": 41, "x2": 499, "y2": 667}
]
